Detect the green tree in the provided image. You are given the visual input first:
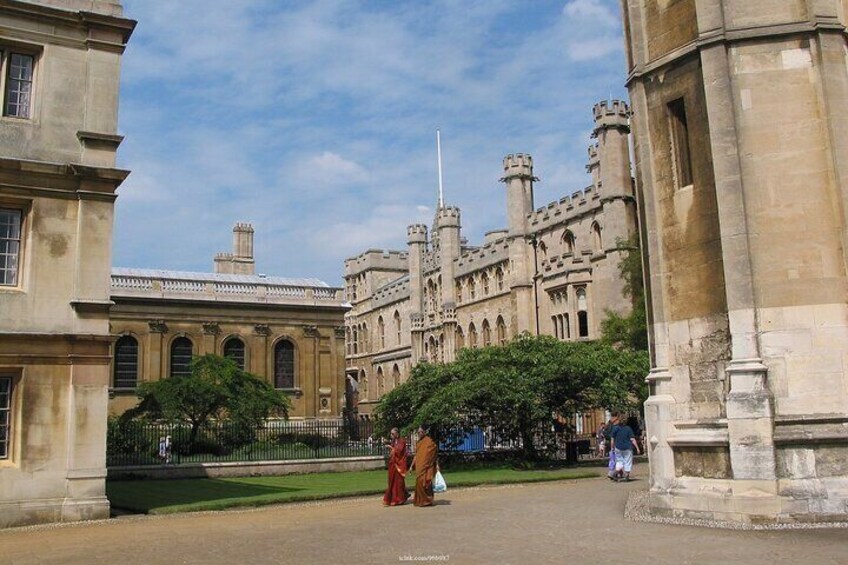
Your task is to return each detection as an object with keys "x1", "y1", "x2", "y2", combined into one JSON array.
[
  {"x1": 124, "y1": 354, "x2": 290, "y2": 446},
  {"x1": 601, "y1": 235, "x2": 648, "y2": 351},
  {"x1": 374, "y1": 335, "x2": 649, "y2": 460}
]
